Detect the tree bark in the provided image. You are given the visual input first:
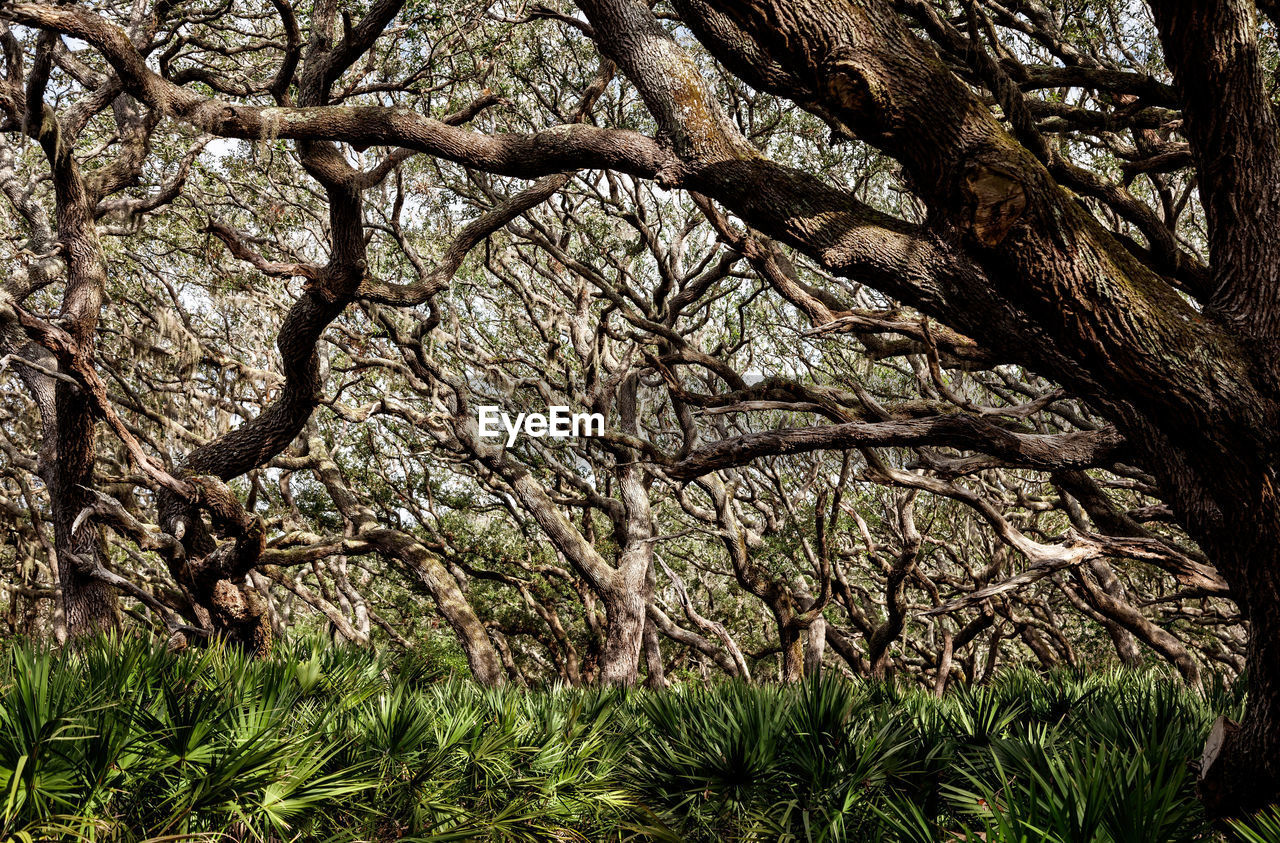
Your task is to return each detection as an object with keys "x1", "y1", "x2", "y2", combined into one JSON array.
[
  {"x1": 643, "y1": 616, "x2": 668, "y2": 689},
  {"x1": 1197, "y1": 555, "x2": 1280, "y2": 816},
  {"x1": 934, "y1": 629, "x2": 953, "y2": 698},
  {"x1": 598, "y1": 572, "x2": 648, "y2": 685},
  {"x1": 778, "y1": 619, "x2": 804, "y2": 682},
  {"x1": 804, "y1": 616, "x2": 826, "y2": 678},
  {"x1": 35, "y1": 105, "x2": 119, "y2": 636}
]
